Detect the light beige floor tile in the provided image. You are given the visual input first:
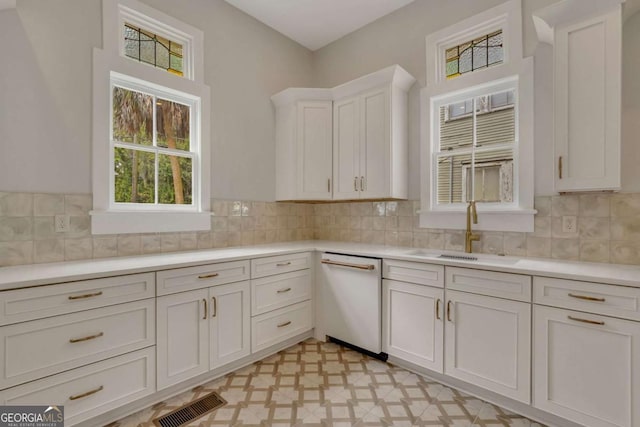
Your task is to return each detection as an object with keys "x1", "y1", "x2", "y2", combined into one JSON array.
[{"x1": 114, "y1": 339, "x2": 541, "y2": 427}]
